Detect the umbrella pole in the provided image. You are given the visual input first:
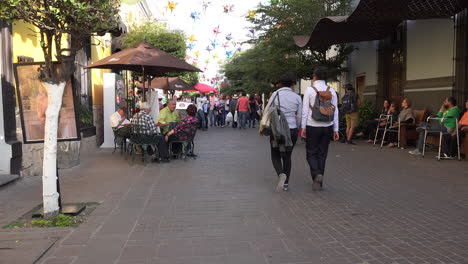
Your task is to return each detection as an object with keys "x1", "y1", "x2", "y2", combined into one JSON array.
[{"x1": 142, "y1": 66, "x2": 146, "y2": 102}]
